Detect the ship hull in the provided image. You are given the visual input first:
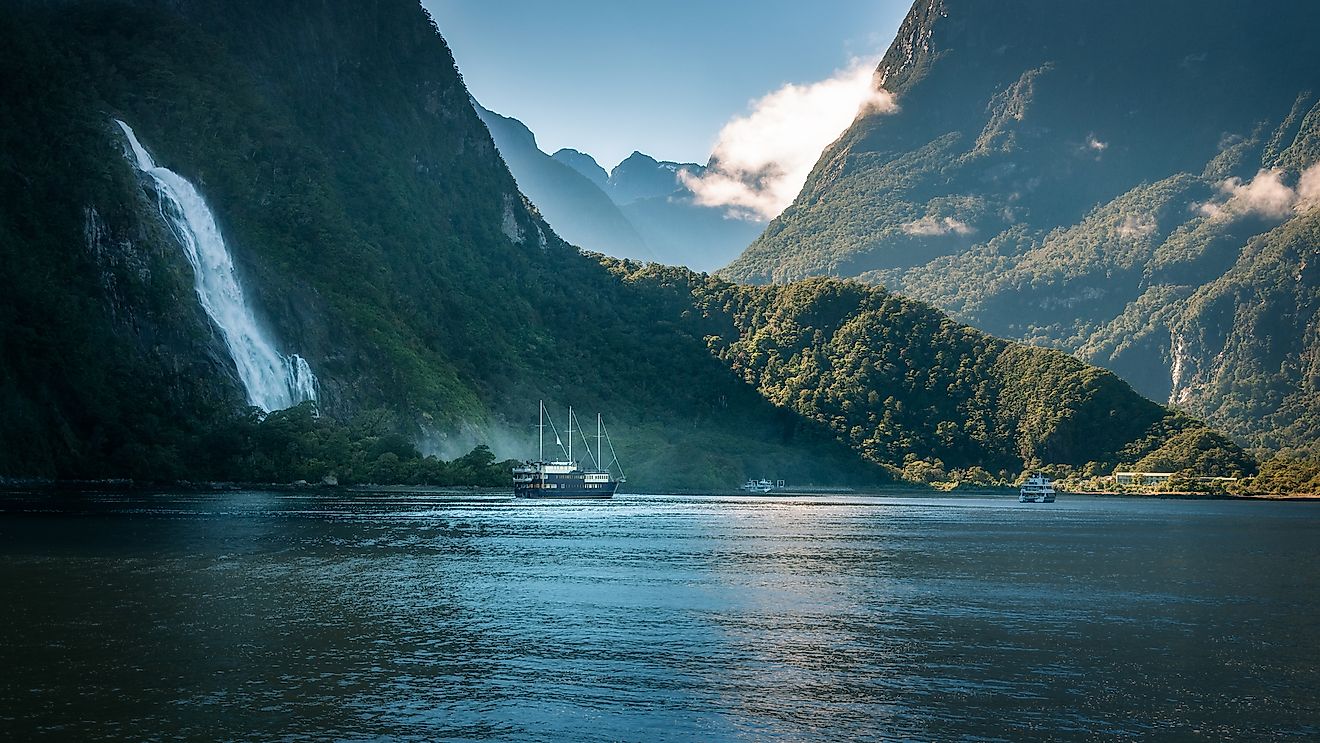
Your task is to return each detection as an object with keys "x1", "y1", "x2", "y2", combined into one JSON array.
[
  {"x1": 514, "y1": 489, "x2": 615, "y2": 499},
  {"x1": 514, "y1": 471, "x2": 618, "y2": 499}
]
